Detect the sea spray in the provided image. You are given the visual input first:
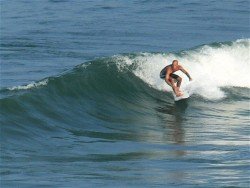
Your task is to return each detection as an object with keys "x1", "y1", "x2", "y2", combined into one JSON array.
[{"x1": 116, "y1": 39, "x2": 250, "y2": 99}]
